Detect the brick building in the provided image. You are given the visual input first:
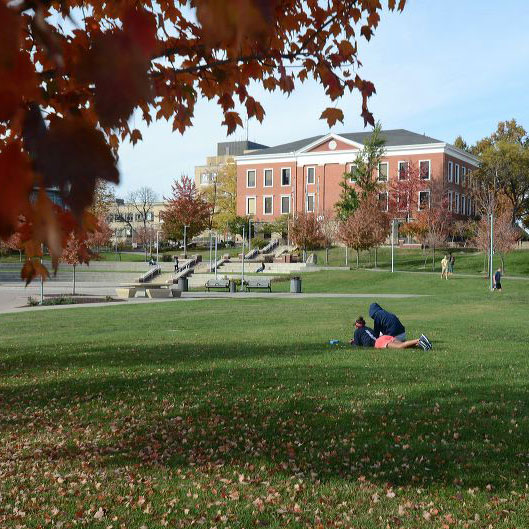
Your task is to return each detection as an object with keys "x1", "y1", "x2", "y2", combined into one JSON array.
[{"x1": 235, "y1": 129, "x2": 479, "y2": 221}]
